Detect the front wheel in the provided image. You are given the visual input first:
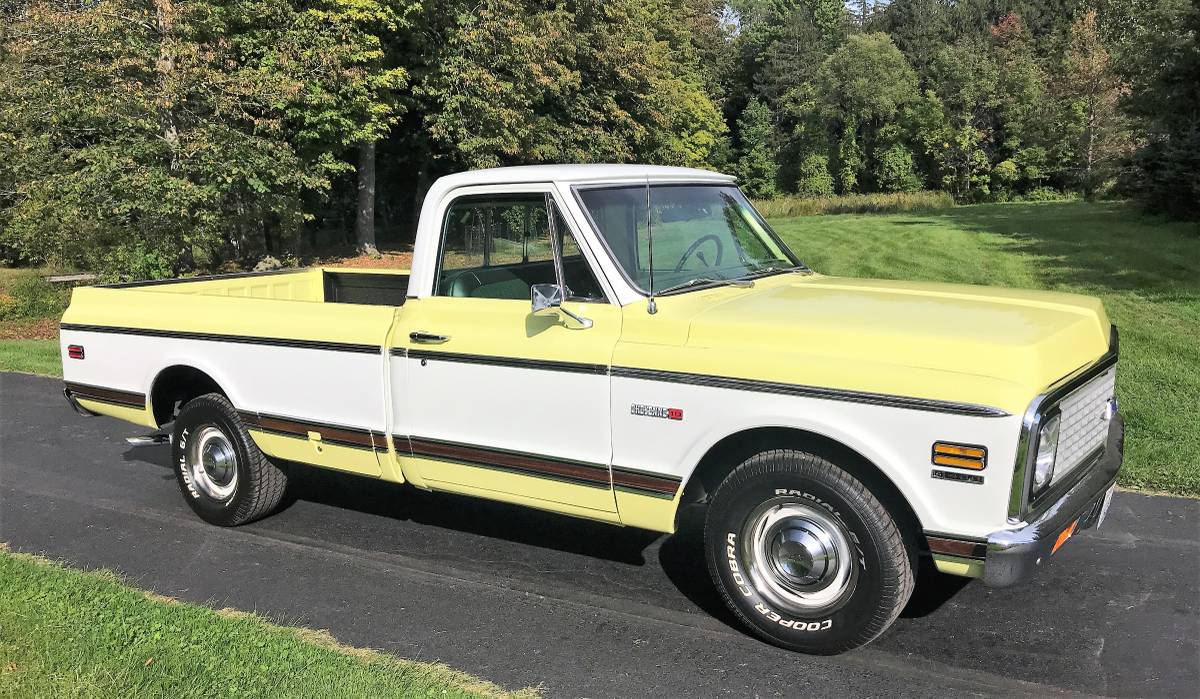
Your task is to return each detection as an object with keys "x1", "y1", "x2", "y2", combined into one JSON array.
[
  {"x1": 172, "y1": 393, "x2": 288, "y2": 526},
  {"x1": 704, "y1": 448, "x2": 914, "y2": 654}
]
